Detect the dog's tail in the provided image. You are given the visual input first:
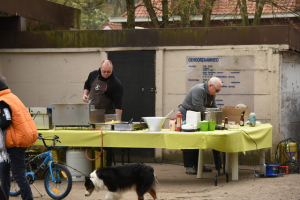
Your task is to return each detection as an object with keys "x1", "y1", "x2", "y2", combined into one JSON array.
[{"x1": 150, "y1": 173, "x2": 159, "y2": 200}]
